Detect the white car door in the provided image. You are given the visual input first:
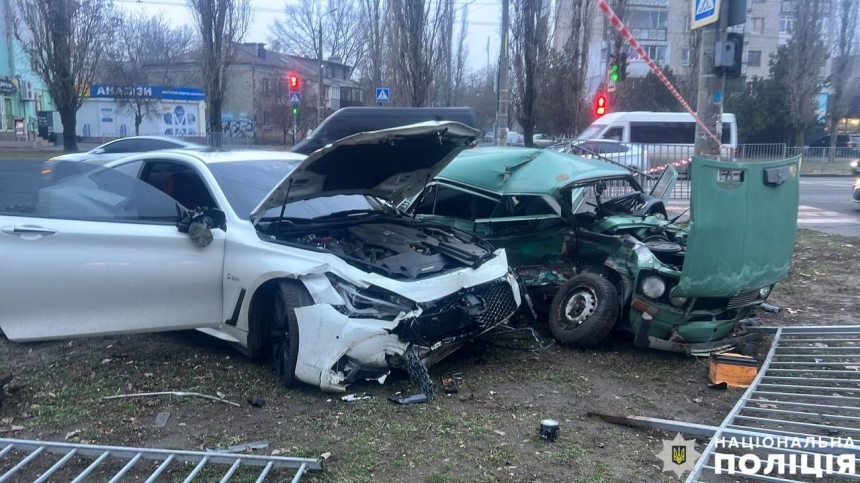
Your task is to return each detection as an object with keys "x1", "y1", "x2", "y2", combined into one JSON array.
[{"x1": 0, "y1": 164, "x2": 225, "y2": 341}]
